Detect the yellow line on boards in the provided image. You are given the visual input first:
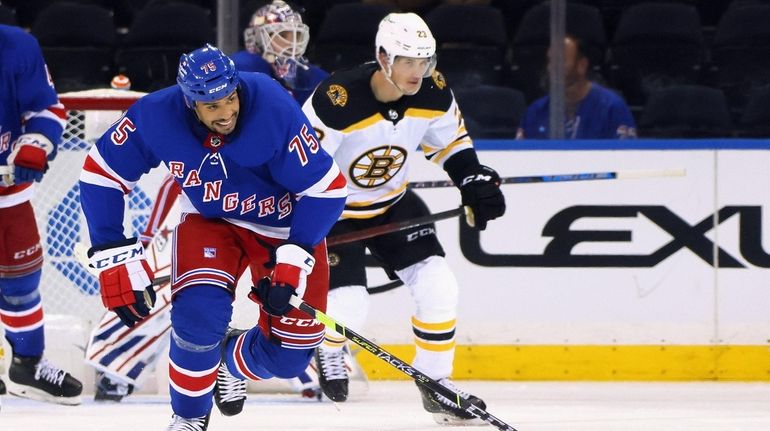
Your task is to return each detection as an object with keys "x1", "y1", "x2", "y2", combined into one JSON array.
[{"x1": 353, "y1": 345, "x2": 770, "y2": 381}]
